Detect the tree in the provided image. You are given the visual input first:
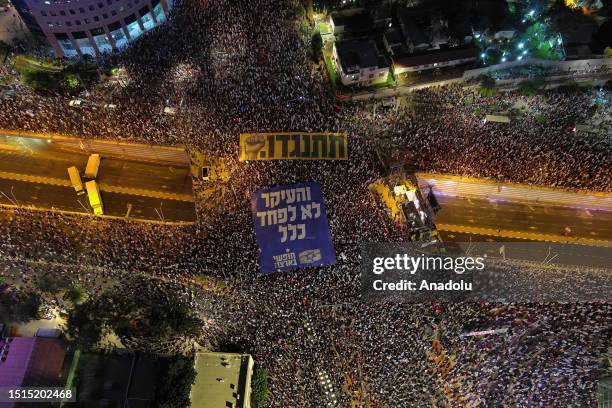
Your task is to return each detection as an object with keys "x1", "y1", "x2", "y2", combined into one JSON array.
[
  {"x1": 66, "y1": 284, "x2": 85, "y2": 305},
  {"x1": 293, "y1": 2, "x2": 306, "y2": 19},
  {"x1": 63, "y1": 73, "x2": 81, "y2": 91},
  {"x1": 36, "y1": 273, "x2": 69, "y2": 294},
  {"x1": 478, "y1": 75, "x2": 497, "y2": 97},
  {"x1": 591, "y1": 20, "x2": 612, "y2": 54},
  {"x1": 65, "y1": 300, "x2": 109, "y2": 350},
  {"x1": 104, "y1": 278, "x2": 202, "y2": 354},
  {"x1": 154, "y1": 357, "x2": 196, "y2": 408},
  {"x1": 311, "y1": 32, "x2": 323, "y2": 62},
  {"x1": 1, "y1": 288, "x2": 40, "y2": 322},
  {"x1": 518, "y1": 75, "x2": 545, "y2": 95},
  {"x1": 12, "y1": 292, "x2": 42, "y2": 321},
  {"x1": 251, "y1": 367, "x2": 270, "y2": 408}
]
